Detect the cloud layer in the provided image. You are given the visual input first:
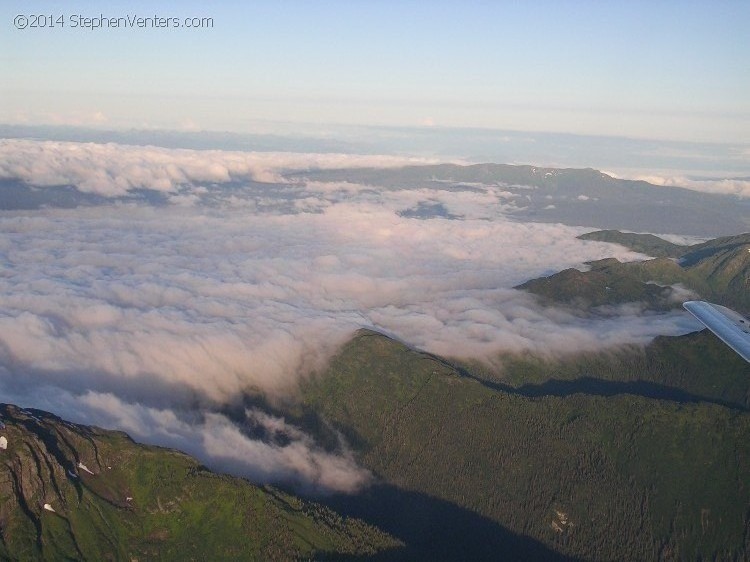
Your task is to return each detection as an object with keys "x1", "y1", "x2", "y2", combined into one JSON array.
[
  {"x1": 0, "y1": 139, "x2": 446, "y2": 197},
  {"x1": 0, "y1": 140, "x2": 703, "y2": 492},
  {"x1": 632, "y1": 174, "x2": 750, "y2": 198}
]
